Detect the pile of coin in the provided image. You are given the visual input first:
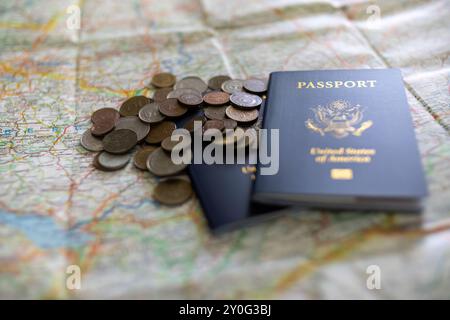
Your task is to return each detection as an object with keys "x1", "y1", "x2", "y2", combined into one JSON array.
[{"x1": 80, "y1": 72, "x2": 267, "y2": 206}]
